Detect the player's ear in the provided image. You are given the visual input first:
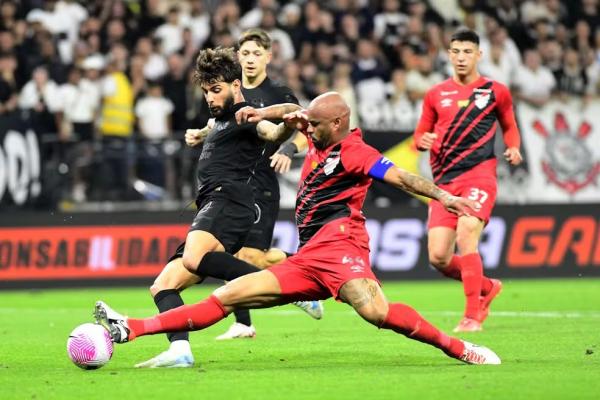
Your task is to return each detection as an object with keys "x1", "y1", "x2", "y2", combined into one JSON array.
[
  {"x1": 232, "y1": 79, "x2": 241, "y2": 95},
  {"x1": 266, "y1": 50, "x2": 272, "y2": 65}
]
